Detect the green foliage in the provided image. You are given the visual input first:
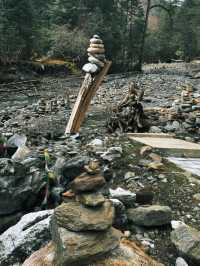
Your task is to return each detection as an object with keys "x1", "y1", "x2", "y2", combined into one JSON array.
[
  {"x1": 49, "y1": 25, "x2": 88, "y2": 59},
  {"x1": 0, "y1": 0, "x2": 199, "y2": 69}
]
